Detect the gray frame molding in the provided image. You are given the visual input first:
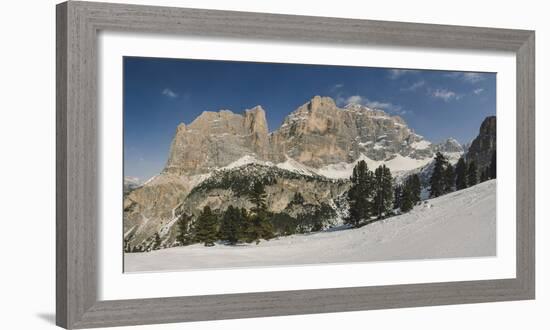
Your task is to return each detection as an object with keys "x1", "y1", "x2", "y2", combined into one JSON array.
[{"x1": 56, "y1": 1, "x2": 535, "y2": 328}]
